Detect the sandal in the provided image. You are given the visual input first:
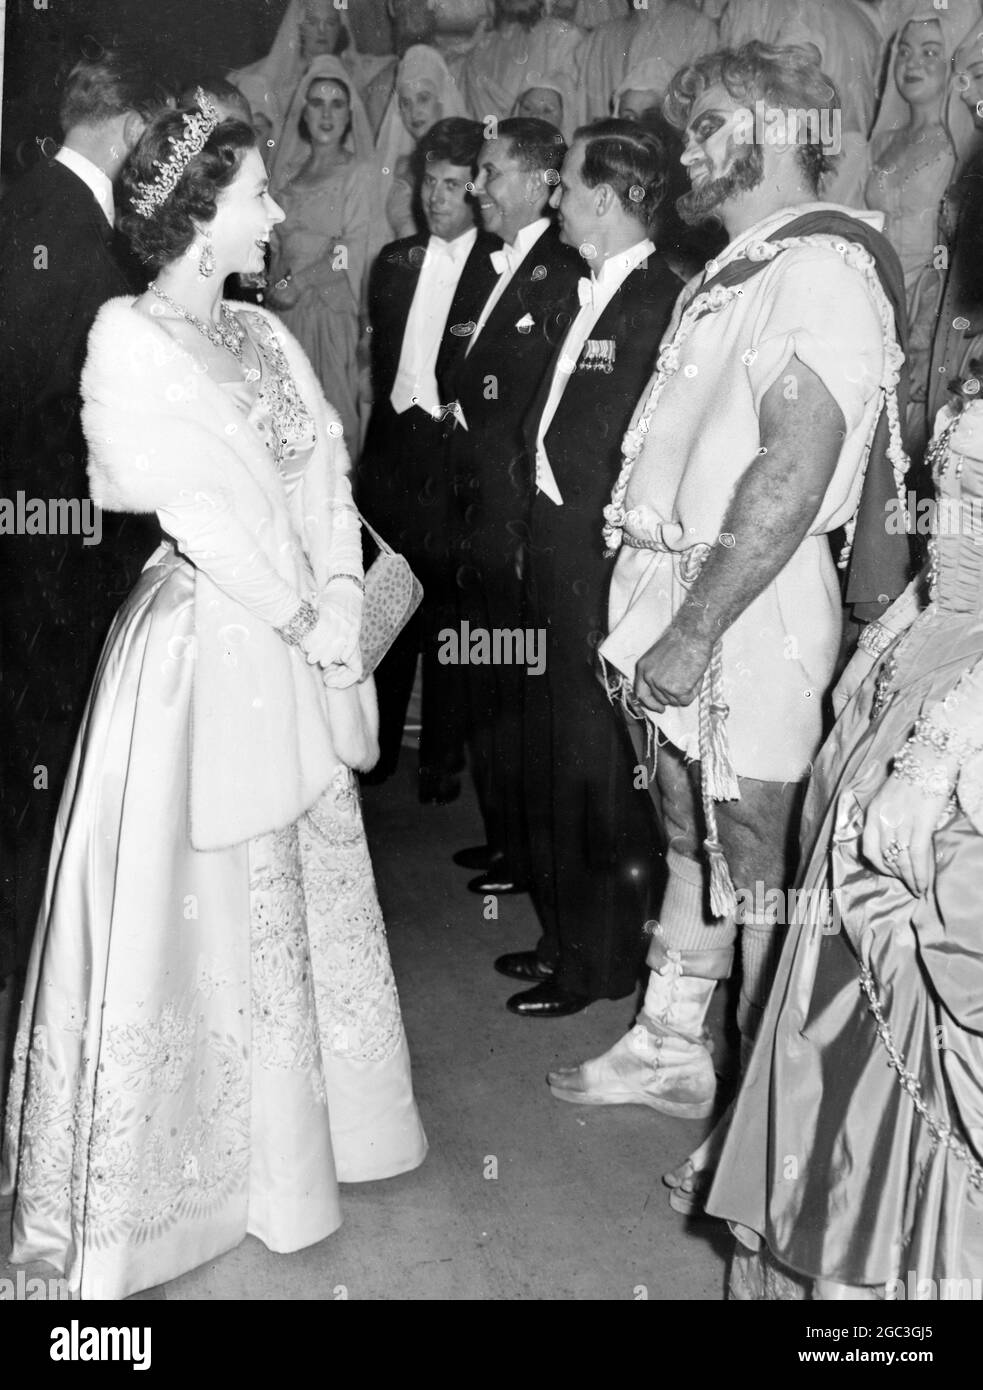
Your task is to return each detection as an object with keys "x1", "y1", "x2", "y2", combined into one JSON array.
[{"x1": 663, "y1": 1157, "x2": 714, "y2": 1215}]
